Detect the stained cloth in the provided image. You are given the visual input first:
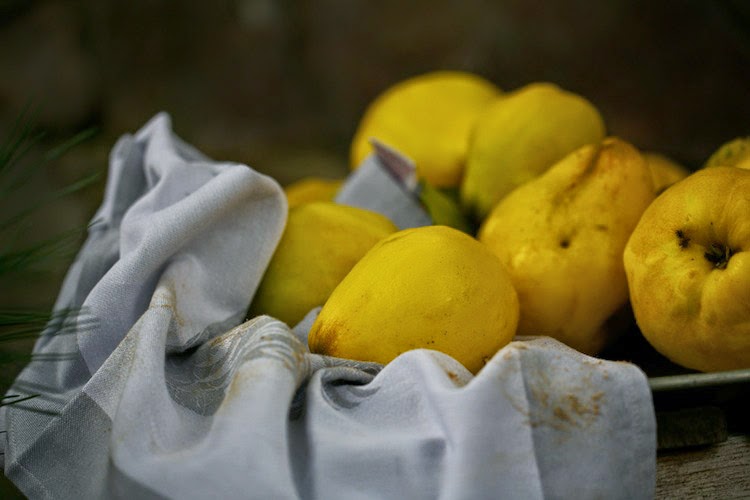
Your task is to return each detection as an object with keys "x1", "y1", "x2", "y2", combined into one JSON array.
[{"x1": 1, "y1": 113, "x2": 656, "y2": 499}]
